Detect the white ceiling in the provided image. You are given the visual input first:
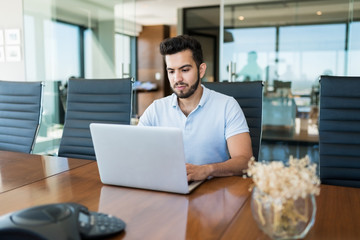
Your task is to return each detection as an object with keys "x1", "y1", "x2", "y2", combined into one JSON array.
[
  {"x1": 109, "y1": 0, "x2": 358, "y2": 26},
  {"x1": 53, "y1": 0, "x2": 225, "y2": 26},
  {"x1": 51, "y1": 0, "x2": 357, "y2": 29},
  {"x1": 130, "y1": 0, "x2": 272, "y2": 26},
  {"x1": 133, "y1": 0, "x2": 220, "y2": 26}
]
